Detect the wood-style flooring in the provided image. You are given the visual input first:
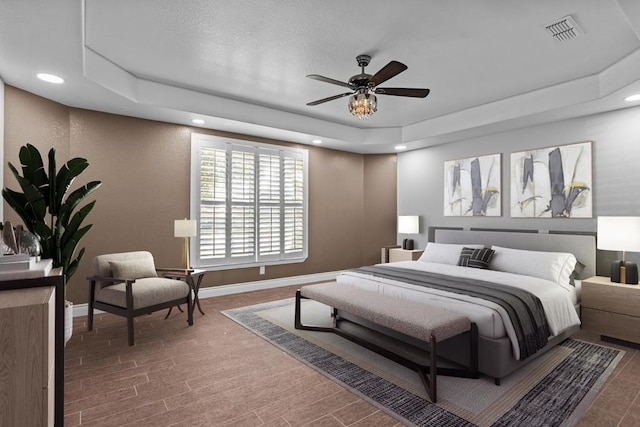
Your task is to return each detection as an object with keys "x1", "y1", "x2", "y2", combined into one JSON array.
[{"x1": 64, "y1": 285, "x2": 640, "y2": 426}]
